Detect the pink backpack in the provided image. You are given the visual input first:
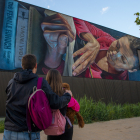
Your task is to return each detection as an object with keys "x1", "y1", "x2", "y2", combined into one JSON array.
[
  {"x1": 27, "y1": 77, "x2": 52, "y2": 131},
  {"x1": 44, "y1": 109, "x2": 66, "y2": 135}
]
